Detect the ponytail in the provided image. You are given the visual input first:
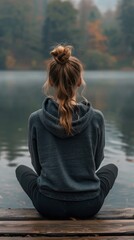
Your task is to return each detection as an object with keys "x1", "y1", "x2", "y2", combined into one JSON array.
[{"x1": 44, "y1": 45, "x2": 85, "y2": 135}]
